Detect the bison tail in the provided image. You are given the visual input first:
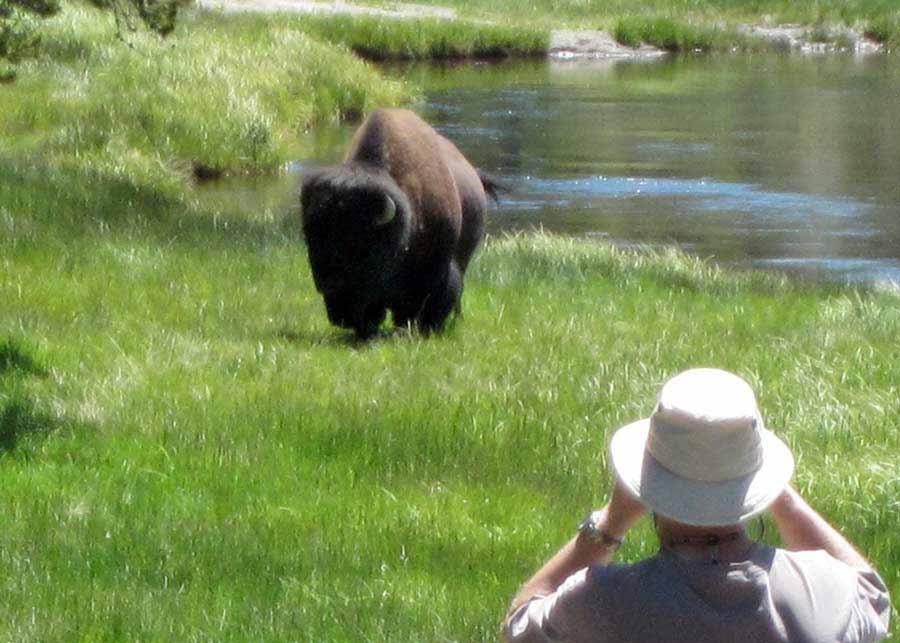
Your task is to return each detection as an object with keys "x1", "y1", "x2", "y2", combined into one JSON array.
[{"x1": 477, "y1": 170, "x2": 506, "y2": 205}]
